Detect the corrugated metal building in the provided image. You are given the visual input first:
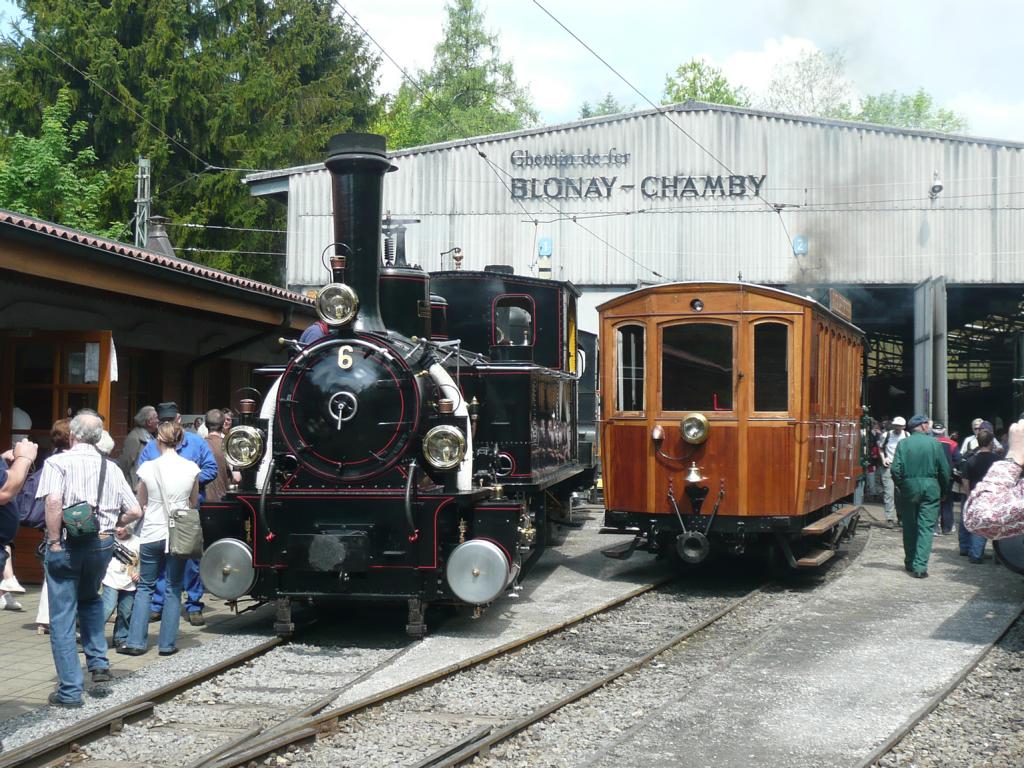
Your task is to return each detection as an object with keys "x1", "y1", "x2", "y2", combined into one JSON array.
[{"x1": 245, "y1": 101, "x2": 1024, "y2": 430}]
